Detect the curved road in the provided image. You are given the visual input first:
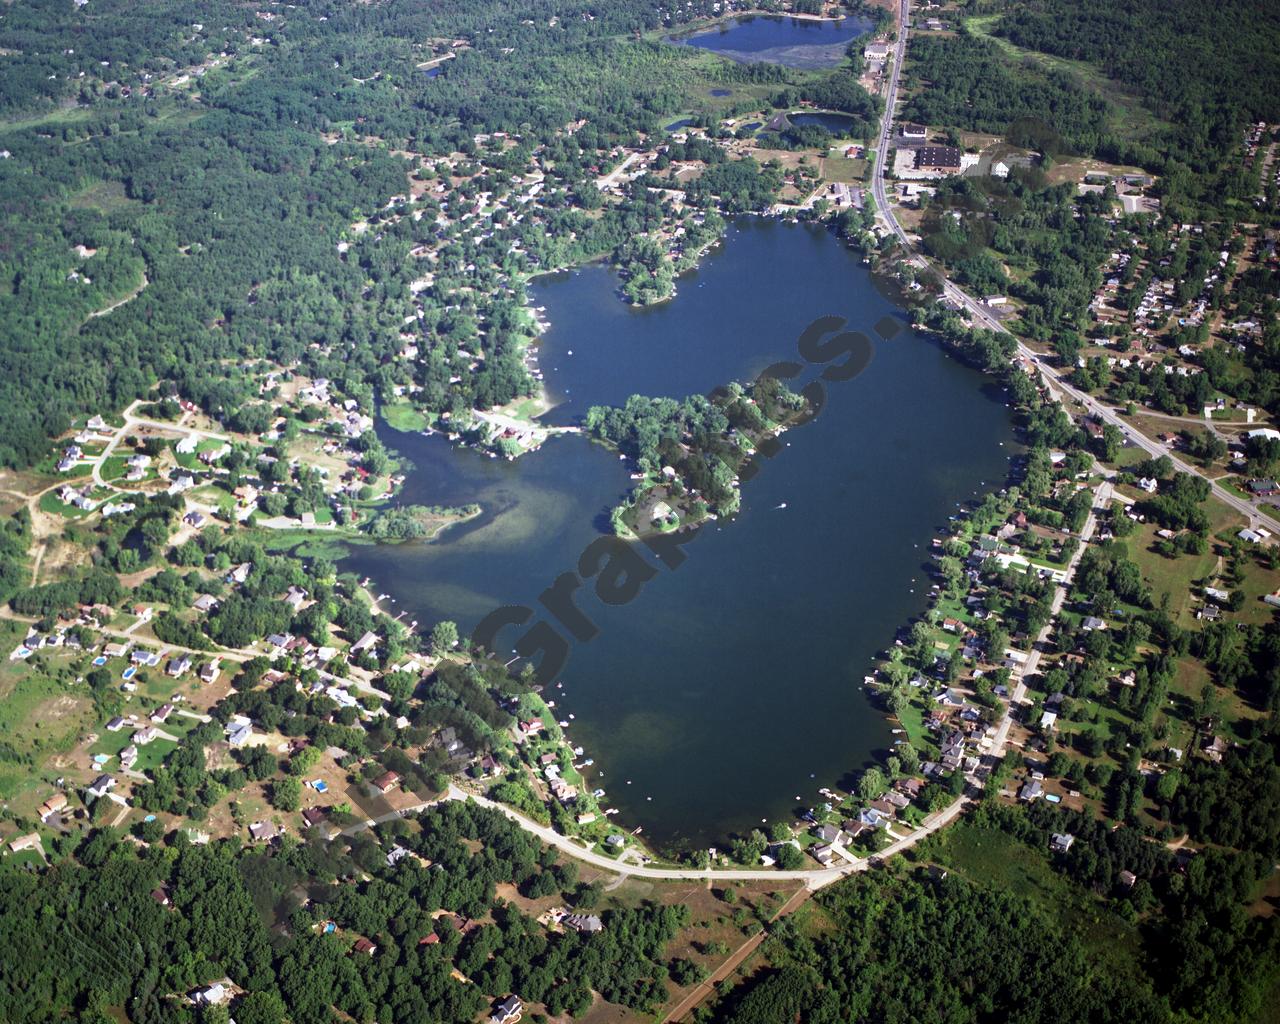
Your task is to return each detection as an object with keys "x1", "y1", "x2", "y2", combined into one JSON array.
[
  {"x1": 343, "y1": 783, "x2": 966, "y2": 891},
  {"x1": 871, "y1": 0, "x2": 1267, "y2": 530}
]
